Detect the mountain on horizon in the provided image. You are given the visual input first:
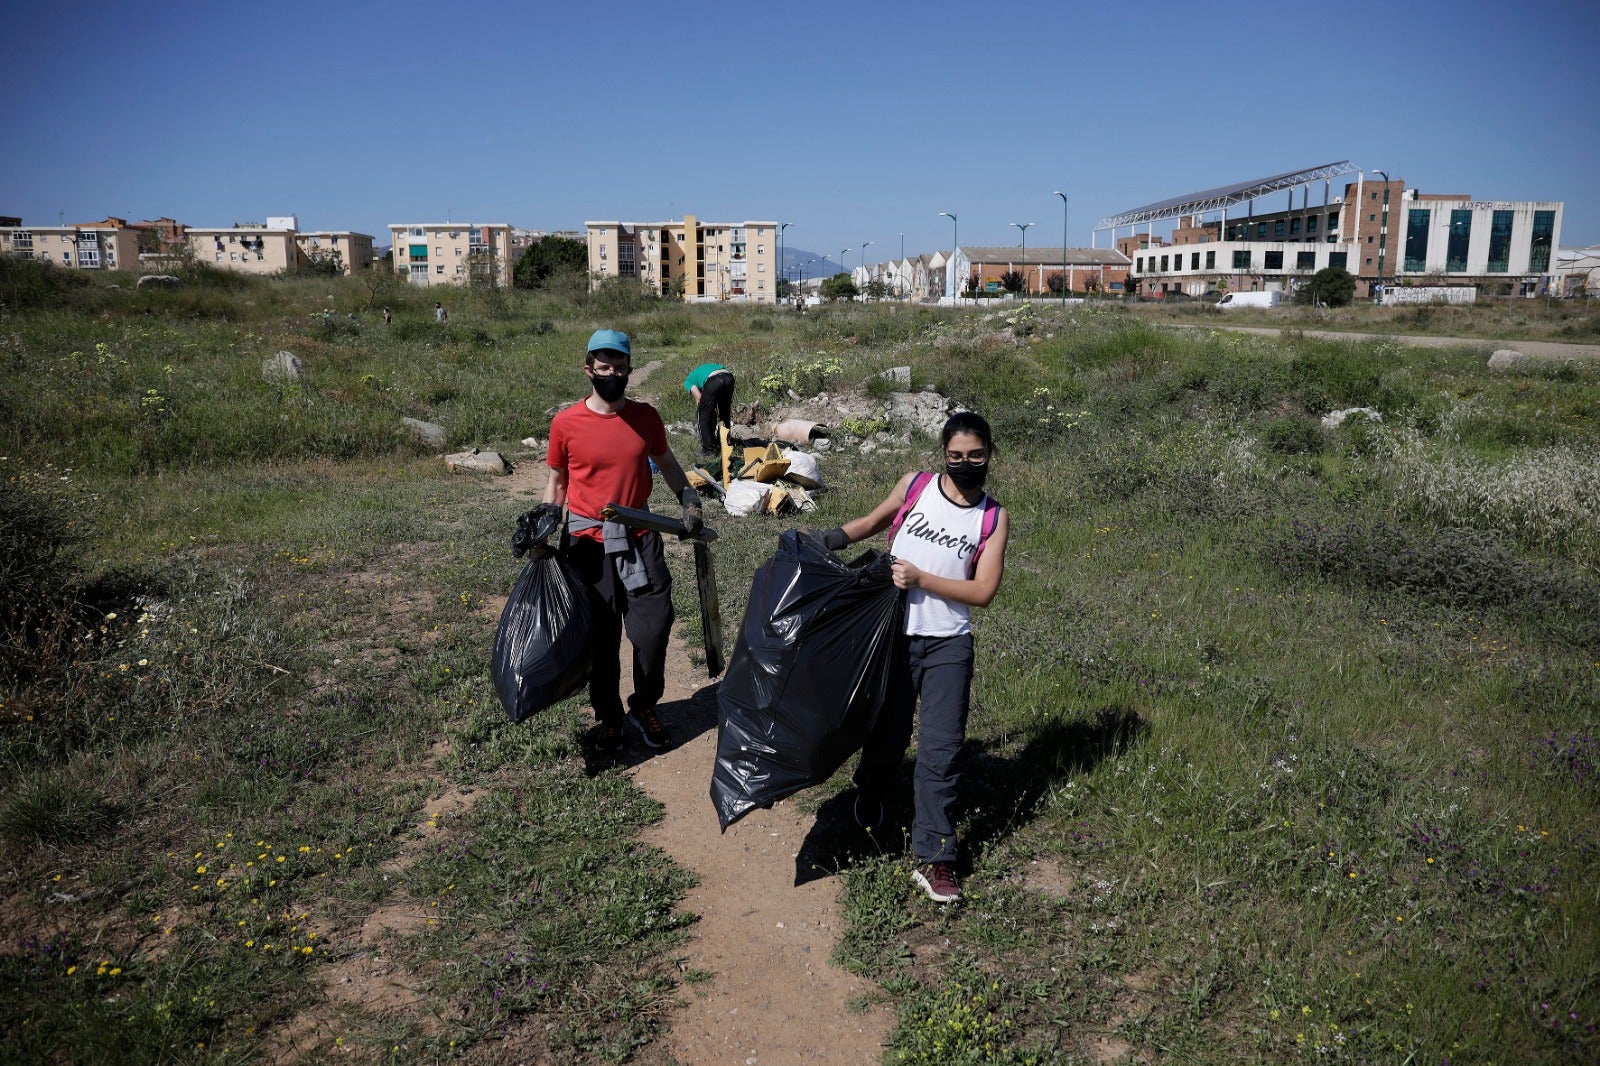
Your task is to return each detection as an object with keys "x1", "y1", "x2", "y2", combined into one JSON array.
[{"x1": 782, "y1": 246, "x2": 846, "y2": 279}]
